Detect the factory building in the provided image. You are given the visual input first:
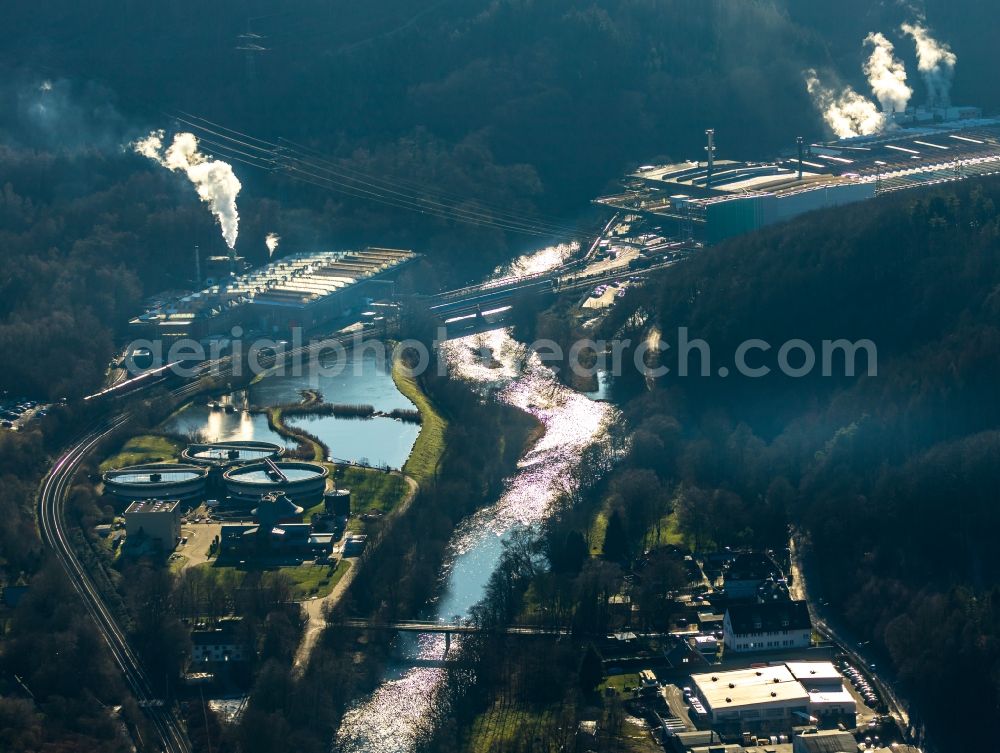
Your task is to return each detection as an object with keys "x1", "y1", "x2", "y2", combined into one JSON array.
[
  {"x1": 691, "y1": 665, "x2": 809, "y2": 730},
  {"x1": 690, "y1": 662, "x2": 856, "y2": 733},
  {"x1": 130, "y1": 247, "x2": 416, "y2": 340},
  {"x1": 218, "y1": 493, "x2": 335, "y2": 558},
  {"x1": 595, "y1": 114, "x2": 1000, "y2": 244},
  {"x1": 218, "y1": 523, "x2": 335, "y2": 558},
  {"x1": 124, "y1": 499, "x2": 181, "y2": 549},
  {"x1": 785, "y1": 662, "x2": 857, "y2": 721}
]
